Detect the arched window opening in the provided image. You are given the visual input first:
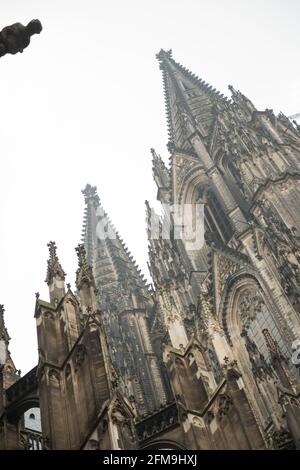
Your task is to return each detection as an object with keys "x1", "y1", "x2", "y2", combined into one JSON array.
[
  {"x1": 219, "y1": 153, "x2": 251, "y2": 212},
  {"x1": 224, "y1": 279, "x2": 298, "y2": 428},
  {"x1": 205, "y1": 190, "x2": 233, "y2": 244},
  {"x1": 238, "y1": 288, "x2": 289, "y2": 363}
]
